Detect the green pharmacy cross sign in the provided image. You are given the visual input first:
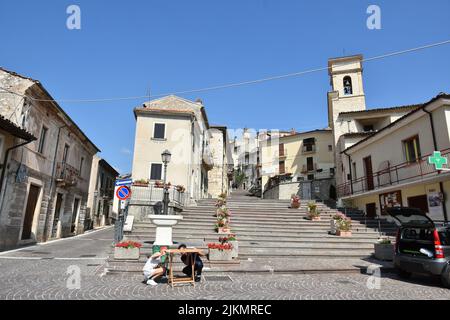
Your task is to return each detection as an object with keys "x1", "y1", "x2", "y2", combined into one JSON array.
[{"x1": 428, "y1": 151, "x2": 448, "y2": 171}]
